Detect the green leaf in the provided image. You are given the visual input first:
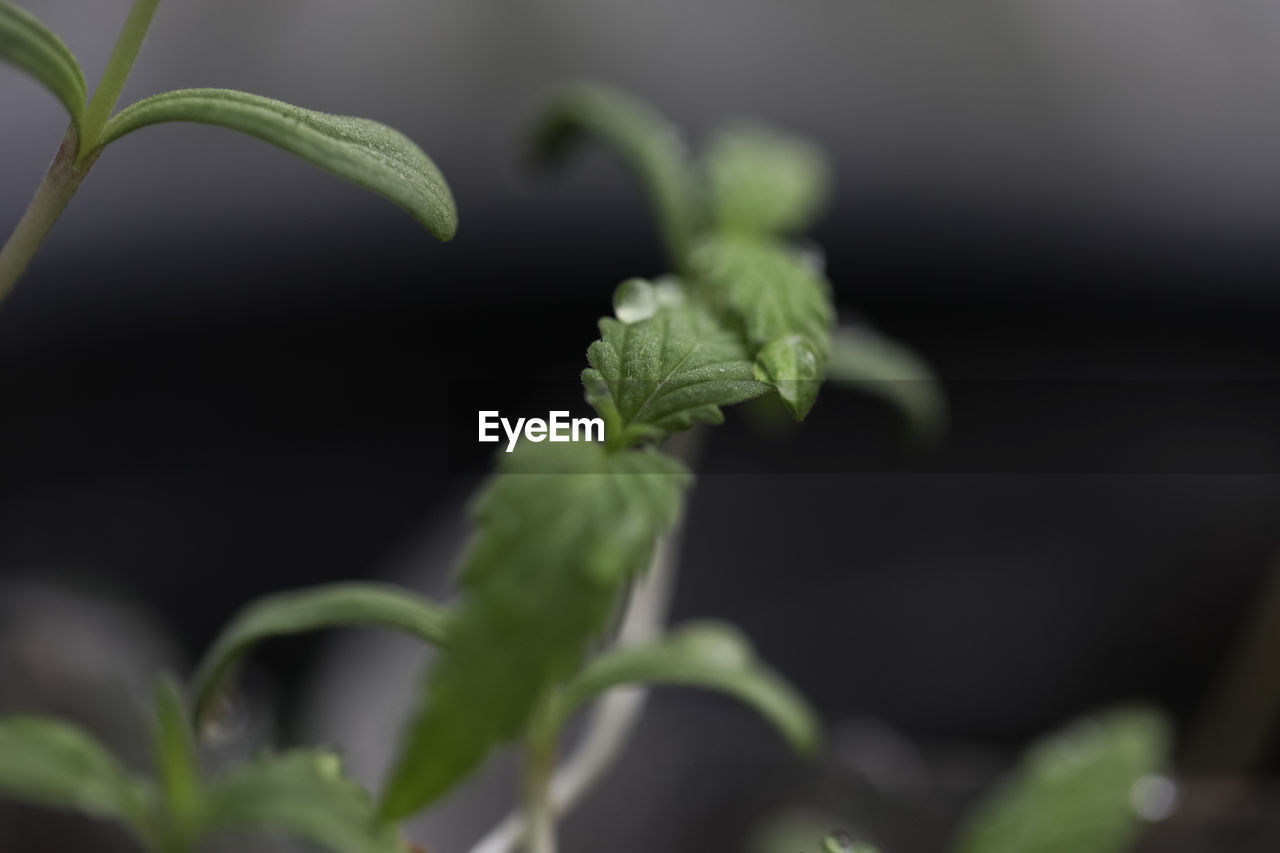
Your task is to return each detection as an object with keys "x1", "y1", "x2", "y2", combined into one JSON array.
[
  {"x1": 754, "y1": 335, "x2": 824, "y2": 423},
  {"x1": 151, "y1": 677, "x2": 203, "y2": 847},
  {"x1": 97, "y1": 88, "x2": 457, "y2": 240},
  {"x1": 202, "y1": 750, "x2": 400, "y2": 853},
  {"x1": 0, "y1": 716, "x2": 154, "y2": 835},
  {"x1": 704, "y1": 124, "x2": 831, "y2": 237},
  {"x1": 583, "y1": 279, "x2": 768, "y2": 448},
  {"x1": 828, "y1": 323, "x2": 945, "y2": 444},
  {"x1": 555, "y1": 621, "x2": 820, "y2": 754},
  {"x1": 0, "y1": 1, "x2": 87, "y2": 134},
  {"x1": 956, "y1": 707, "x2": 1173, "y2": 853},
  {"x1": 528, "y1": 82, "x2": 700, "y2": 267},
  {"x1": 691, "y1": 235, "x2": 834, "y2": 419},
  {"x1": 380, "y1": 442, "x2": 690, "y2": 819},
  {"x1": 191, "y1": 582, "x2": 452, "y2": 729}
]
